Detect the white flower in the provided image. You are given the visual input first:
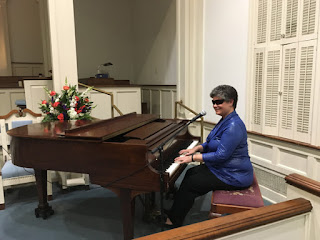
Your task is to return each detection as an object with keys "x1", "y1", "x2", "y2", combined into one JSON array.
[
  {"x1": 80, "y1": 87, "x2": 92, "y2": 97},
  {"x1": 50, "y1": 107, "x2": 54, "y2": 113},
  {"x1": 70, "y1": 99, "x2": 76, "y2": 108},
  {"x1": 68, "y1": 89, "x2": 74, "y2": 97},
  {"x1": 68, "y1": 108, "x2": 78, "y2": 119}
]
